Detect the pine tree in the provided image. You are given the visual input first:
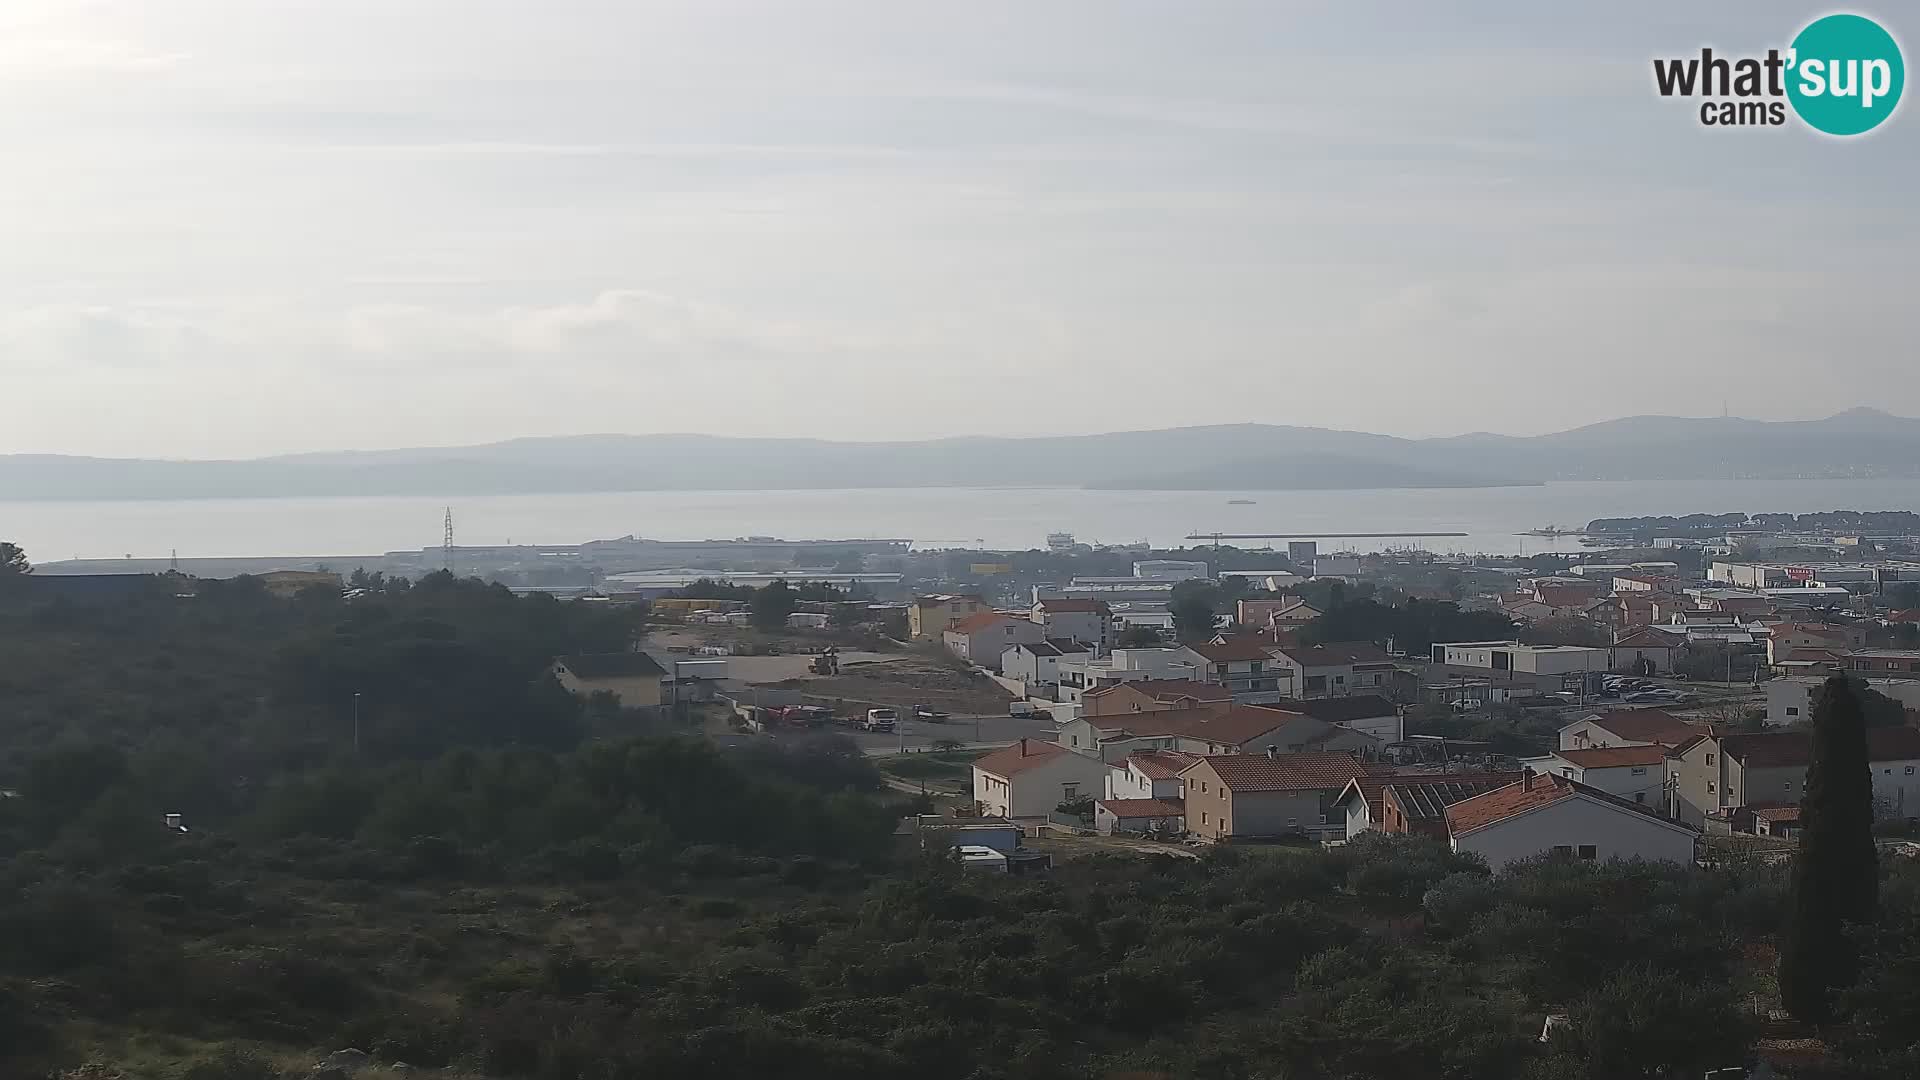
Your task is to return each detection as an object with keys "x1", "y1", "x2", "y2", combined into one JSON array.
[{"x1": 1779, "y1": 675, "x2": 1879, "y2": 1023}]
